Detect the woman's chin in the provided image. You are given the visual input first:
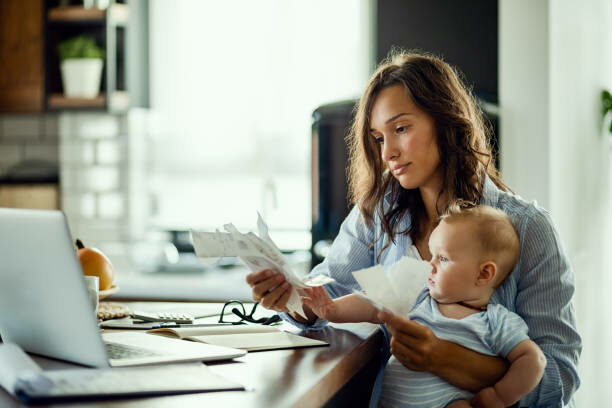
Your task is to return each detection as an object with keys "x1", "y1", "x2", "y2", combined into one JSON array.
[{"x1": 395, "y1": 176, "x2": 419, "y2": 190}]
